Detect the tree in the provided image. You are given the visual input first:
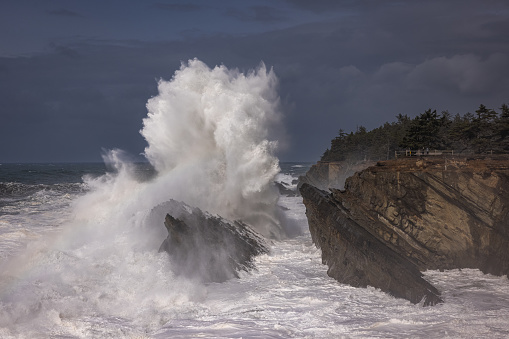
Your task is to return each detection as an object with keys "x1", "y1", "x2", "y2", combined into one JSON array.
[
  {"x1": 471, "y1": 104, "x2": 498, "y2": 153},
  {"x1": 448, "y1": 113, "x2": 474, "y2": 152},
  {"x1": 496, "y1": 103, "x2": 509, "y2": 151},
  {"x1": 400, "y1": 109, "x2": 442, "y2": 149}
]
